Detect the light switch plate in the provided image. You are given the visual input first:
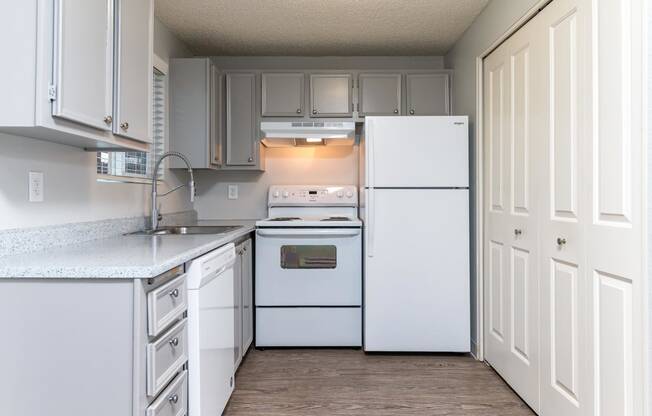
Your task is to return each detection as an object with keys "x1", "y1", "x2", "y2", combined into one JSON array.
[
  {"x1": 29, "y1": 171, "x2": 44, "y2": 202},
  {"x1": 227, "y1": 184, "x2": 238, "y2": 200}
]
